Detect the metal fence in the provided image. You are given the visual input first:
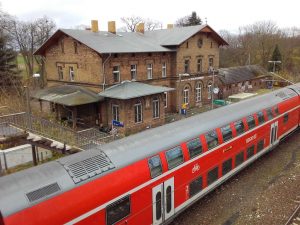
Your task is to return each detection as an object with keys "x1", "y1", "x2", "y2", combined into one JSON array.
[{"x1": 0, "y1": 112, "x2": 113, "y2": 149}]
